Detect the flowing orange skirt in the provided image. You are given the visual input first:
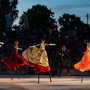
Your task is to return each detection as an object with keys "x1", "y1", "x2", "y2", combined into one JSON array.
[{"x1": 74, "y1": 51, "x2": 90, "y2": 71}]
